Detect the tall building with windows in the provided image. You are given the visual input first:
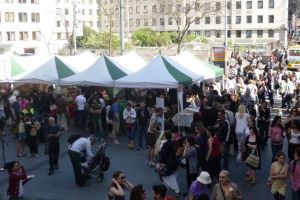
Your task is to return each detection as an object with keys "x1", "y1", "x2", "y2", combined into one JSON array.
[
  {"x1": 102, "y1": 0, "x2": 289, "y2": 47},
  {"x1": 0, "y1": 0, "x2": 101, "y2": 54}
]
